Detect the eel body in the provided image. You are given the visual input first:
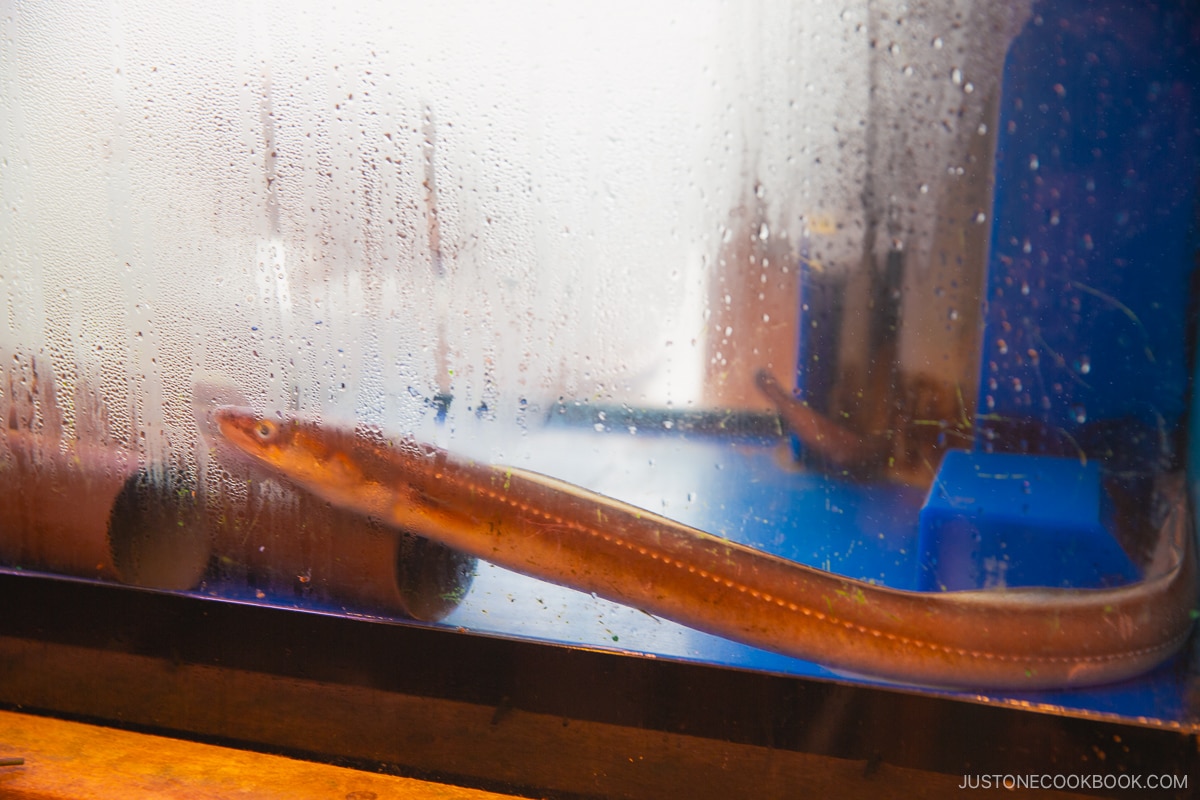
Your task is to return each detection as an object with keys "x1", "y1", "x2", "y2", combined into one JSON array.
[{"x1": 213, "y1": 407, "x2": 1196, "y2": 690}]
